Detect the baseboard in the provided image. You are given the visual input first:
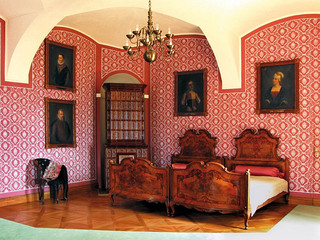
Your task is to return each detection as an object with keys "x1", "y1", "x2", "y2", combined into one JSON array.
[
  {"x1": 312, "y1": 198, "x2": 320, "y2": 206},
  {"x1": 289, "y1": 196, "x2": 320, "y2": 206},
  {"x1": 0, "y1": 183, "x2": 97, "y2": 207}
]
